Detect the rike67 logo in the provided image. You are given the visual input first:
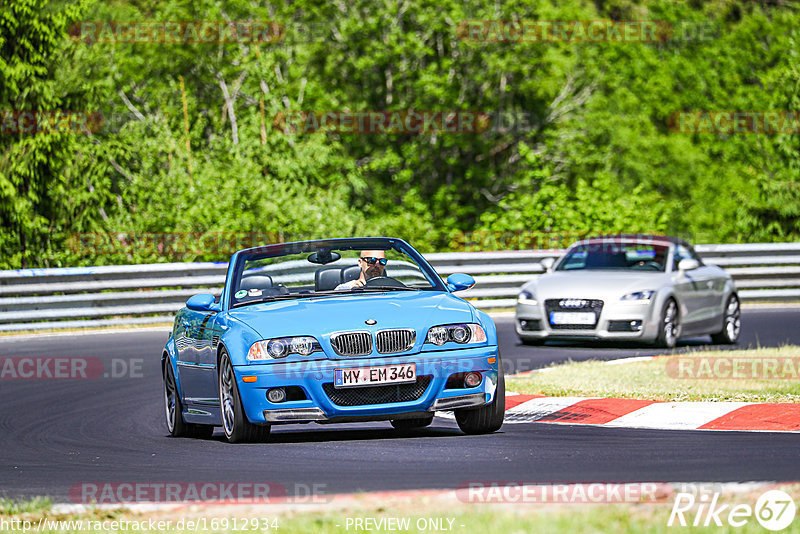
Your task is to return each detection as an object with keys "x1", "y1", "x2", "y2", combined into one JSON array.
[{"x1": 669, "y1": 489, "x2": 796, "y2": 531}]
